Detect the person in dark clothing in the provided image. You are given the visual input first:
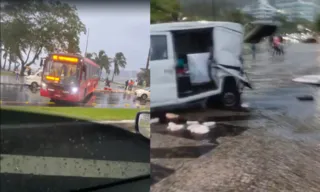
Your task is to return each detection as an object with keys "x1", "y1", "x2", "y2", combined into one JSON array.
[
  {"x1": 268, "y1": 35, "x2": 274, "y2": 53},
  {"x1": 125, "y1": 80, "x2": 129, "y2": 90},
  {"x1": 278, "y1": 35, "x2": 284, "y2": 55},
  {"x1": 105, "y1": 78, "x2": 110, "y2": 87},
  {"x1": 251, "y1": 43, "x2": 256, "y2": 60}
]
